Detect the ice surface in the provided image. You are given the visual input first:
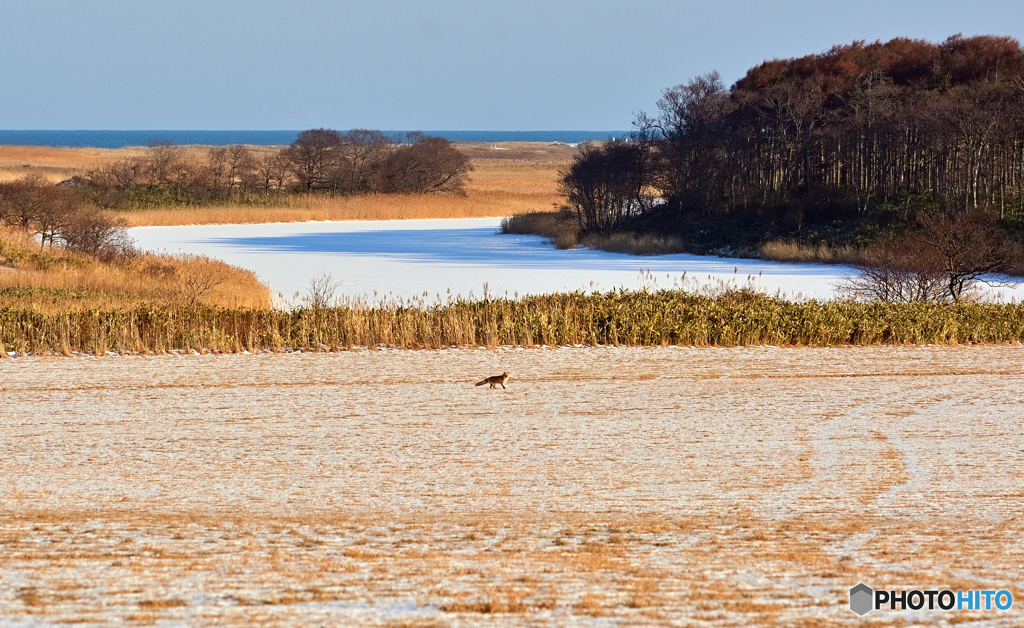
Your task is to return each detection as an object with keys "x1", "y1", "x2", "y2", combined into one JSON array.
[{"x1": 130, "y1": 218, "x2": 879, "y2": 303}]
